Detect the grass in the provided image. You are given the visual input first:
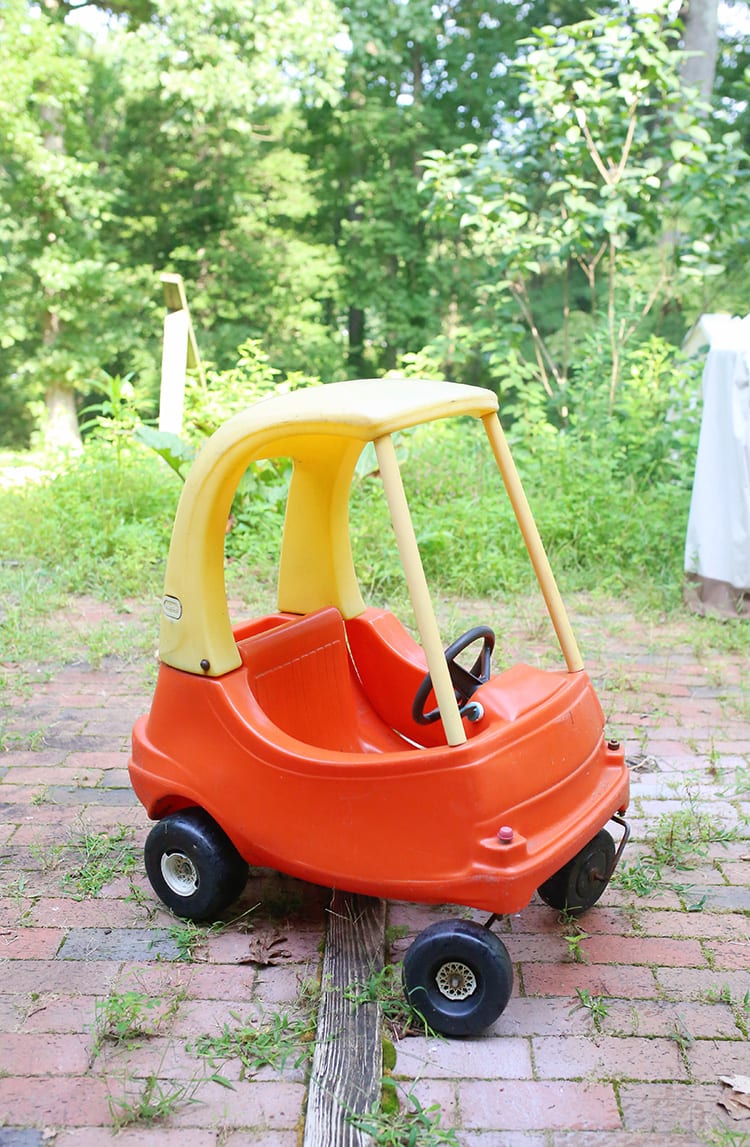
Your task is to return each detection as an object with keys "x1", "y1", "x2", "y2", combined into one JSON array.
[
  {"x1": 705, "y1": 1128, "x2": 750, "y2": 1147},
  {"x1": 558, "y1": 909, "x2": 590, "y2": 964},
  {"x1": 191, "y1": 1009, "x2": 315, "y2": 1081},
  {"x1": 344, "y1": 963, "x2": 430, "y2": 1039},
  {"x1": 26, "y1": 824, "x2": 140, "y2": 895},
  {"x1": 63, "y1": 825, "x2": 140, "y2": 899},
  {"x1": 107, "y1": 1073, "x2": 201, "y2": 1130},
  {"x1": 0, "y1": 414, "x2": 695, "y2": 619},
  {"x1": 346, "y1": 1085, "x2": 461, "y2": 1146},
  {"x1": 165, "y1": 904, "x2": 259, "y2": 962},
  {"x1": 570, "y1": 988, "x2": 610, "y2": 1031},
  {"x1": 2, "y1": 874, "x2": 36, "y2": 926},
  {"x1": 614, "y1": 788, "x2": 741, "y2": 902},
  {"x1": 705, "y1": 985, "x2": 750, "y2": 1039},
  {"x1": 92, "y1": 988, "x2": 185, "y2": 1055},
  {"x1": 167, "y1": 919, "x2": 211, "y2": 963}
]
